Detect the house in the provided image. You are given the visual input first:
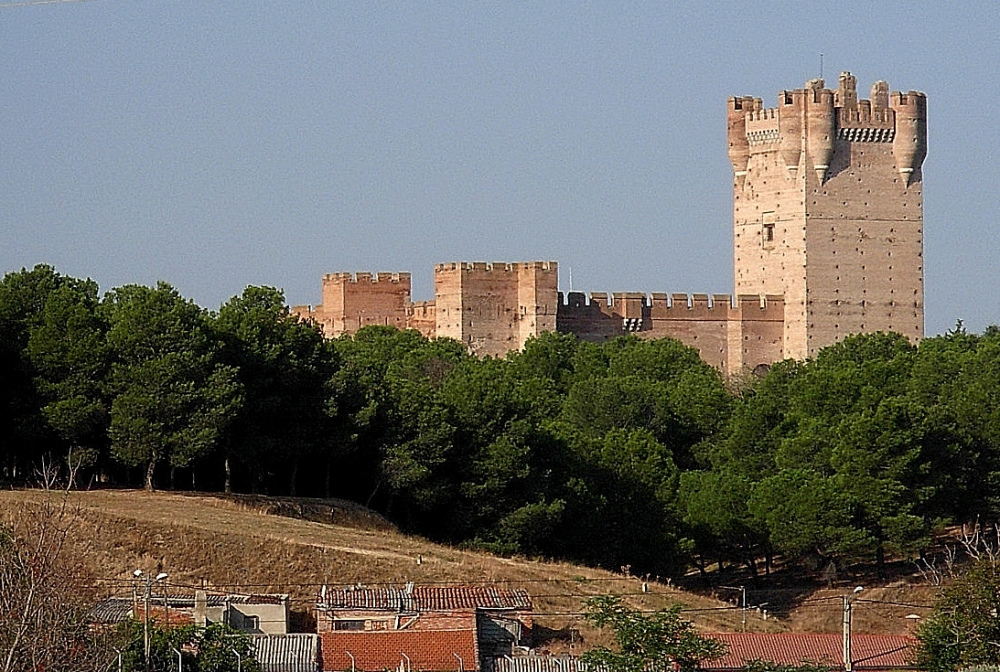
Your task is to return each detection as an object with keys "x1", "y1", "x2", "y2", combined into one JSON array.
[
  {"x1": 317, "y1": 584, "x2": 532, "y2": 649},
  {"x1": 315, "y1": 584, "x2": 534, "y2": 671},
  {"x1": 483, "y1": 633, "x2": 917, "y2": 672},
  {"x1": 90, "y1": 591, "x2": 291, "y2": 635},
  {"x1": 704, "y1": 633, "x2": 917, "y2": 671}
]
